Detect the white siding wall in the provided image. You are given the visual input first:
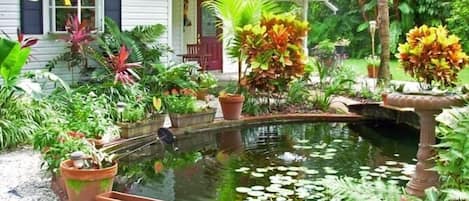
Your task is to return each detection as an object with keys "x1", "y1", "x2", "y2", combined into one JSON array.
[
  {"x1": 0, "y1": 0, "x2": 171, "y2": 84},
  {"x1": 171, "y1": 0, "x2": 183, "y2": 62}
]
